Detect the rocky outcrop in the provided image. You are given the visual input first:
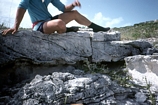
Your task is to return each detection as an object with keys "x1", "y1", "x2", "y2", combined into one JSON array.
[
  {"x1": 125, "y1": 55, "x2": 158, "y2": 92},
  {"x1": 0, "y1": 30, "x2": 152, "y2": 66},
  {"x1": 0, "y1": 31, "x2": 157, "y2": 105},
  {"x1": 8, "y1": 70, "x2": 150, "y2": 105}
]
